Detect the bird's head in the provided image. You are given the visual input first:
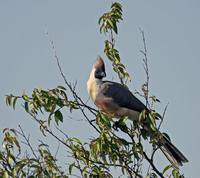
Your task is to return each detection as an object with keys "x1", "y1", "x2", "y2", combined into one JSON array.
[{"x1": 93, "y1": 56, "x2": 106, "y2": 79}]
